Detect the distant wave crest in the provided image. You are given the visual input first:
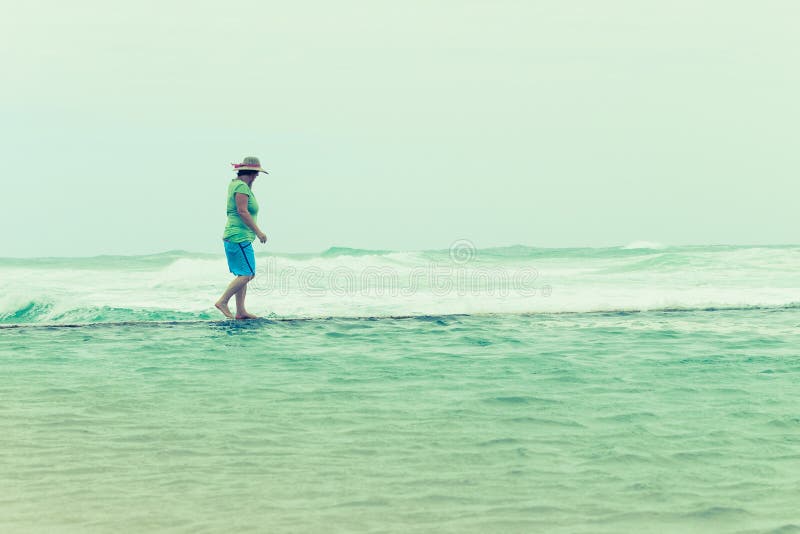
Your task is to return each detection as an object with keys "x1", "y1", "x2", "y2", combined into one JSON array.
[
  {"x1": 320, "y1": 246, "x2": 394, "y2": 257},
  {"x1": 622, "y1": 241, "x2": 667, "y2": 250}
]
